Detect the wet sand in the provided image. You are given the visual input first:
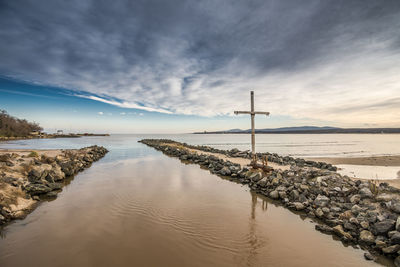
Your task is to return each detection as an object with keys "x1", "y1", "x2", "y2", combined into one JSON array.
[{"x1": 306, "y1": 156, "x2": 400, "y2": 167}]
